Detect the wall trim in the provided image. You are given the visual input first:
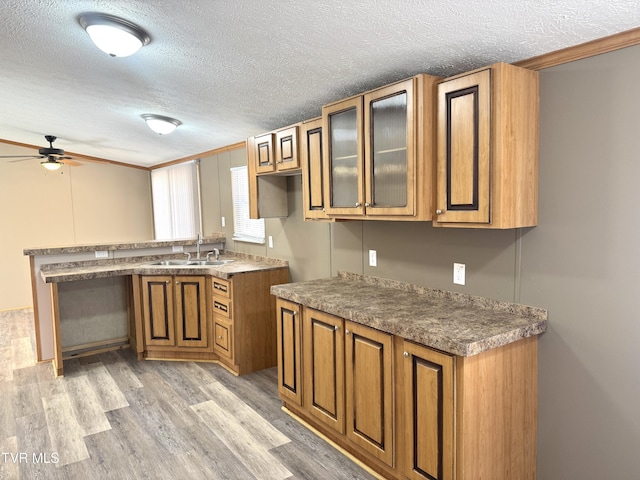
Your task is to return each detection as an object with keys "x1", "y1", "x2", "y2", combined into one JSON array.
[
  {"x1": 150, "y1": 141, "x2": 246, "y2": 170},
  {"x1": 0, "y1": 138, "x2": 149, "y2": 171},
  {"x1": 514, "y1": 26, "x2": 640, "y2": 71}
]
